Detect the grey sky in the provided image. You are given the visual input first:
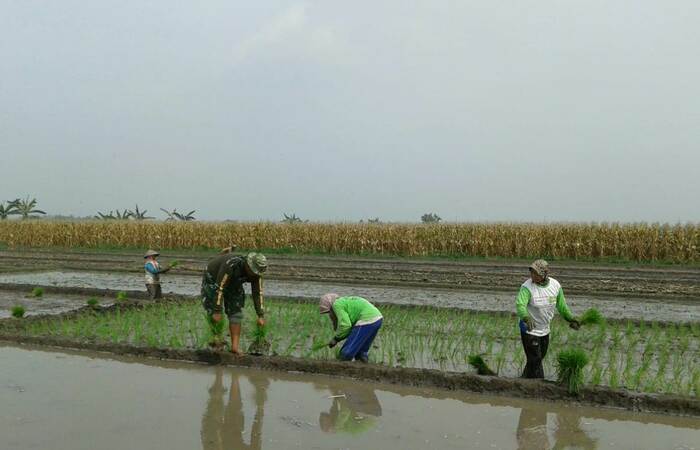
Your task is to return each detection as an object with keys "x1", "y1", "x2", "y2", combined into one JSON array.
[{"x1": 1, "y1": 1, "x2": 698, "y2": 222}]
